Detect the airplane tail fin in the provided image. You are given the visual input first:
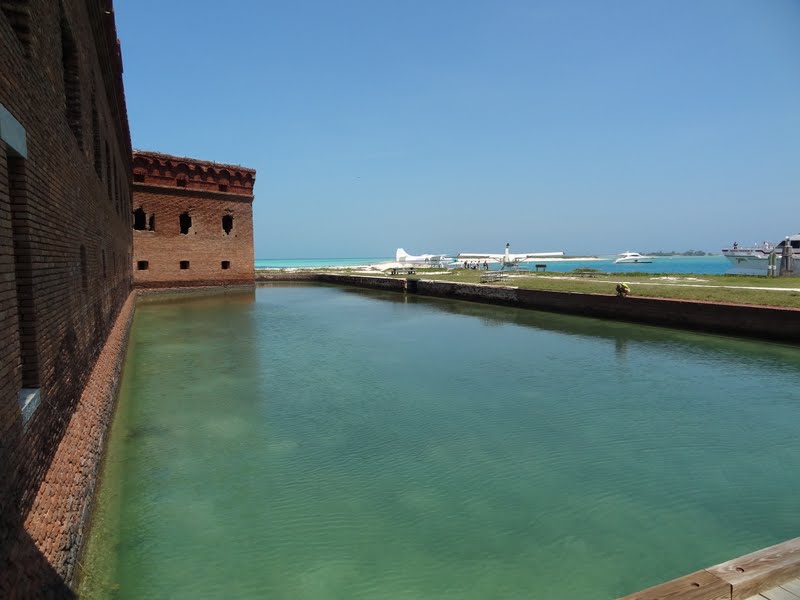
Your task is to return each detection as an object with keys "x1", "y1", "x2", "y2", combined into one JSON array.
[{"x1": 396, "y1": 248, "x2": 409, "y2": 262}]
